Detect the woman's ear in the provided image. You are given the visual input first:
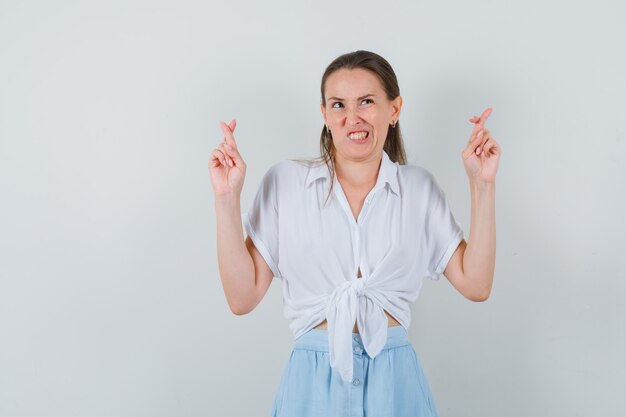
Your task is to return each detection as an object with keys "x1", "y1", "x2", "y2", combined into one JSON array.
[
  {"x1": 392, "y1": 96, "x2": 403, "y2": 121},
  {"x1": 320, "y1": 103, "x2": 327, "y2": 124}
]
